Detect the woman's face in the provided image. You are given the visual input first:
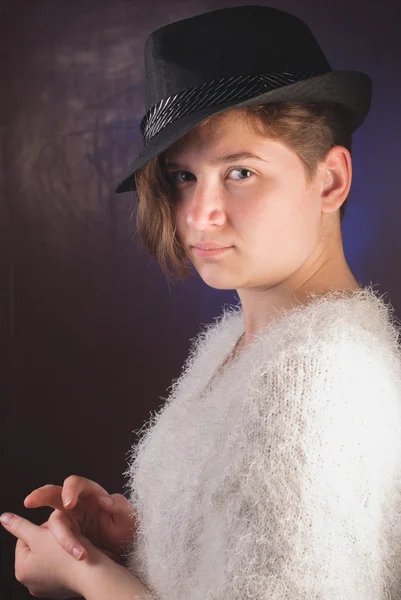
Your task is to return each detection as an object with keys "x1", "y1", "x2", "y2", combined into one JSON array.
[{"x1": 164, "y1": 113, "x2": 336, "y2": 291}]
